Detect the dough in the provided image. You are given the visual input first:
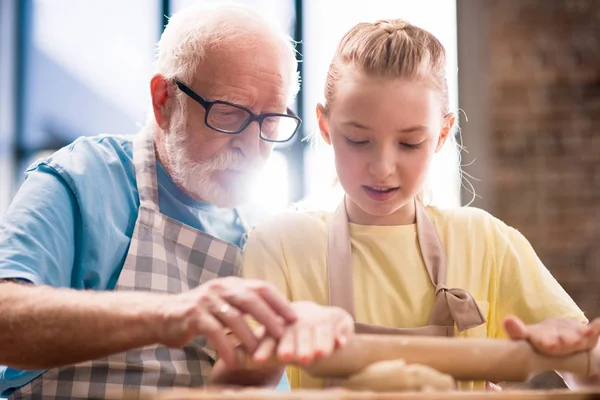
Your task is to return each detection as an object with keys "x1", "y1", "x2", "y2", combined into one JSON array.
[{"x1": 343, "y1": 359, "x2": 456, "y2": 392}]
